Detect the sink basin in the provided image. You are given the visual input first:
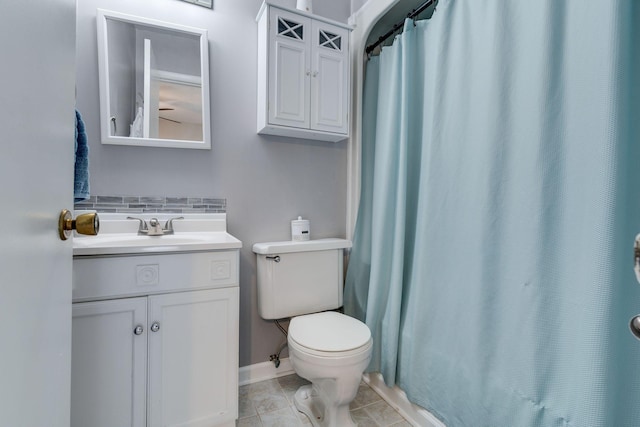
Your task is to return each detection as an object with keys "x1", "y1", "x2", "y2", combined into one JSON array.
[{"x1": 73, "y1": 213, "x2": 242, "y2": 256}]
